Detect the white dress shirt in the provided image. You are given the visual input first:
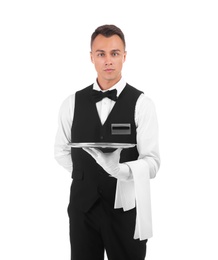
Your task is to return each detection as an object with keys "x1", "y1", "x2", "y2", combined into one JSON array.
[{"x1": 54, "y1": 78, "x2": 160, "y2": 240}]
